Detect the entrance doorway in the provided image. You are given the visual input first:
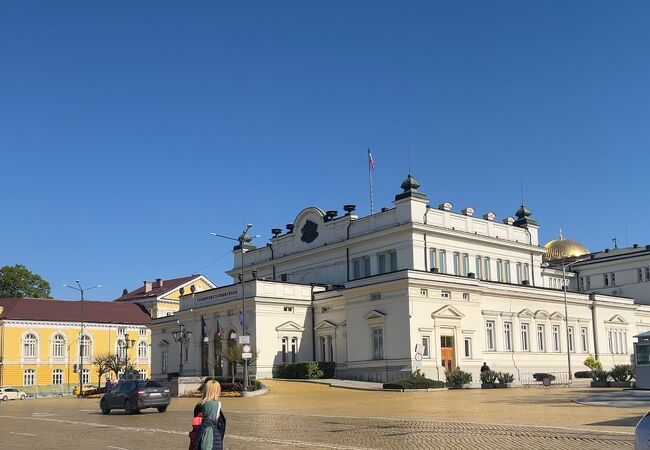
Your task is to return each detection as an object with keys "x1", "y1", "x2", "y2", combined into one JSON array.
[{"x1": 440, "y1": 335, "x2": 455, "y2": 371}]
